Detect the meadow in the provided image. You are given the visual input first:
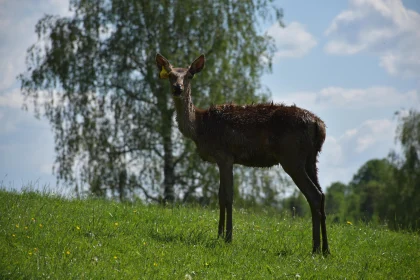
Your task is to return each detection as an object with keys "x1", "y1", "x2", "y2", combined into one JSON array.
[{"x1": 1, "y1": 189, "x2": 419, "y2": 279}]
